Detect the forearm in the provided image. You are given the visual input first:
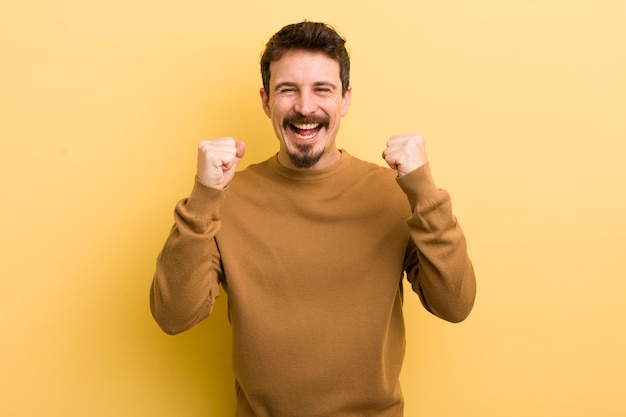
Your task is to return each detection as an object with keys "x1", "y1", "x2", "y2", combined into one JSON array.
[
  {"x1": 150, "y1": 180, "x2": 226, "y2": 334},
  {"x1": 399, "y1": 164, "x2": 477, "y2": 322}
]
